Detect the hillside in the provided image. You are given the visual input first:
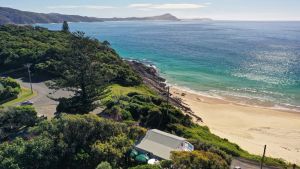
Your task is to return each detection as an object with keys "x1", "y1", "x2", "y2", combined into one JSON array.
[
  {"x1": 0, "y1": 7, "x2": 103, "y2": 24},
  {"x1": 0, "y1": 25, "x2": 293, "y2": 169},
  {"x1": 0, "y1": 7, "x2": 179, "y2": 25}
]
